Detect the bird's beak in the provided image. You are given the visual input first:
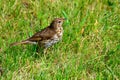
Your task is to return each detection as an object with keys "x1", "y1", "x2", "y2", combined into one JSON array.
[{"x1": 63, "y1": 18, "x2": 66, "y2": 21}]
